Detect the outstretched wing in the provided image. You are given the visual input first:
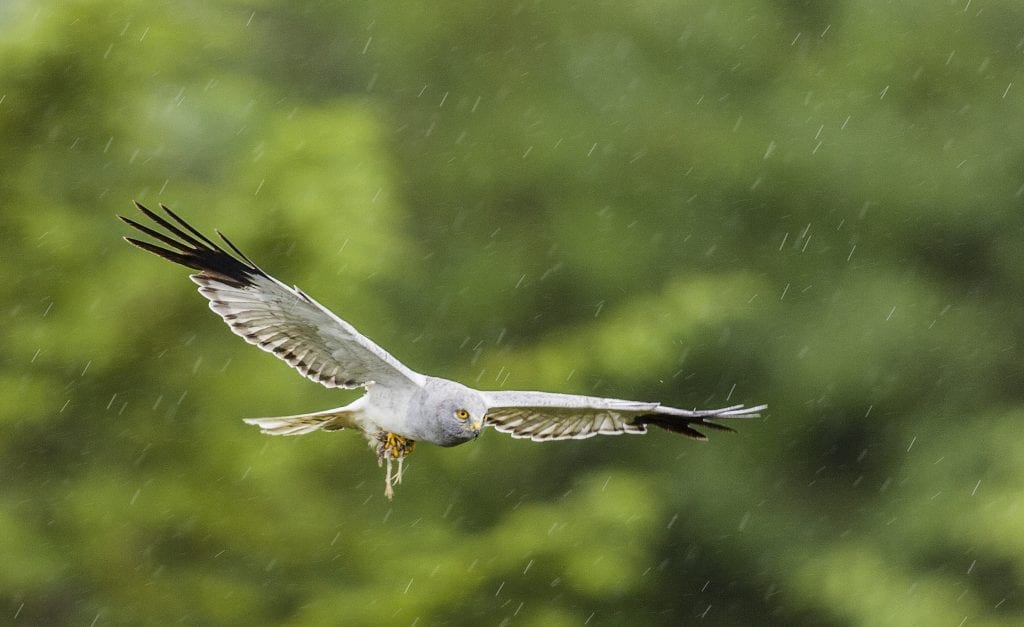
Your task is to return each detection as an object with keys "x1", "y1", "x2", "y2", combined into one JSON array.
[
  {"x1": 481, "y1": 390, "x2": 765, "y2": 442},
  {"x1": 120, "y1": 202, "x2": 426, "y2": 392}
]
